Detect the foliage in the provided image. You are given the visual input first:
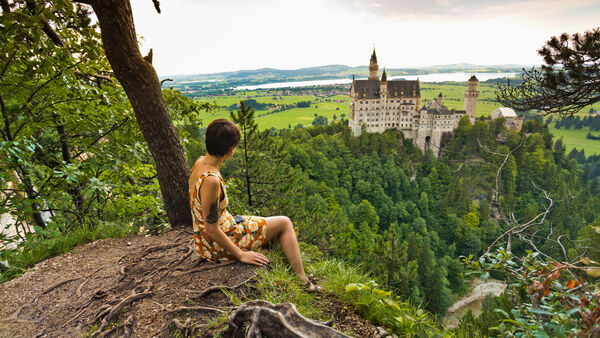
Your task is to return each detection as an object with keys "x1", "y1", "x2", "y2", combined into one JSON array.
[
  {"x1": 463, "y1": 248, "x2": 600, "y2": 337},
  {"x1": 312, "y1": 115, "x2": 328, "y2": 126},
  {"x1": 554, "y1": 115, "x2": 600, "y2": 131},
  {"x1": 296, "y1": 100, "x2": 311, "y2": 108},
  {"x1": 0, "y1": 2, "x2": 214, "y2": 282},
  {"x1": 0, "y1": 1, "x2": 167, "y2": 239},
  {"x1": 498, "y1": 27, "x2": 600, "y2": 117},
  {"x1": 162, "y1": 87, "x2": 215, "y2": 166},
  {"x1": 345, "y1": 281, "x2": 440, "y2": 336}
]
